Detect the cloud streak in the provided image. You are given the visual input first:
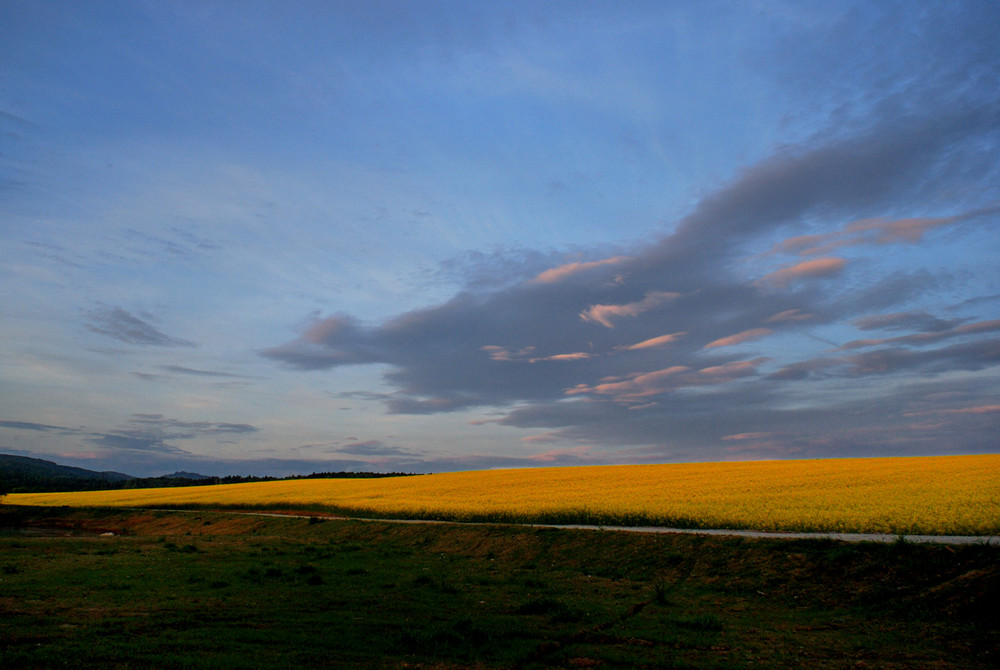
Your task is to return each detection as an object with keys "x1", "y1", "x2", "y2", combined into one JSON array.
[
  {"x1": 85, "y1": 307, "x2": 194, "y2": 347},
  {"x1": 1, "y1": 415, "x2": 259, "y2": 459},
  {"x1": 754, "y1": 258, "x2": 847, "y2": 288},
  {"x1": 579, "y1": 291, "x2": 681, "y2": 328}
]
